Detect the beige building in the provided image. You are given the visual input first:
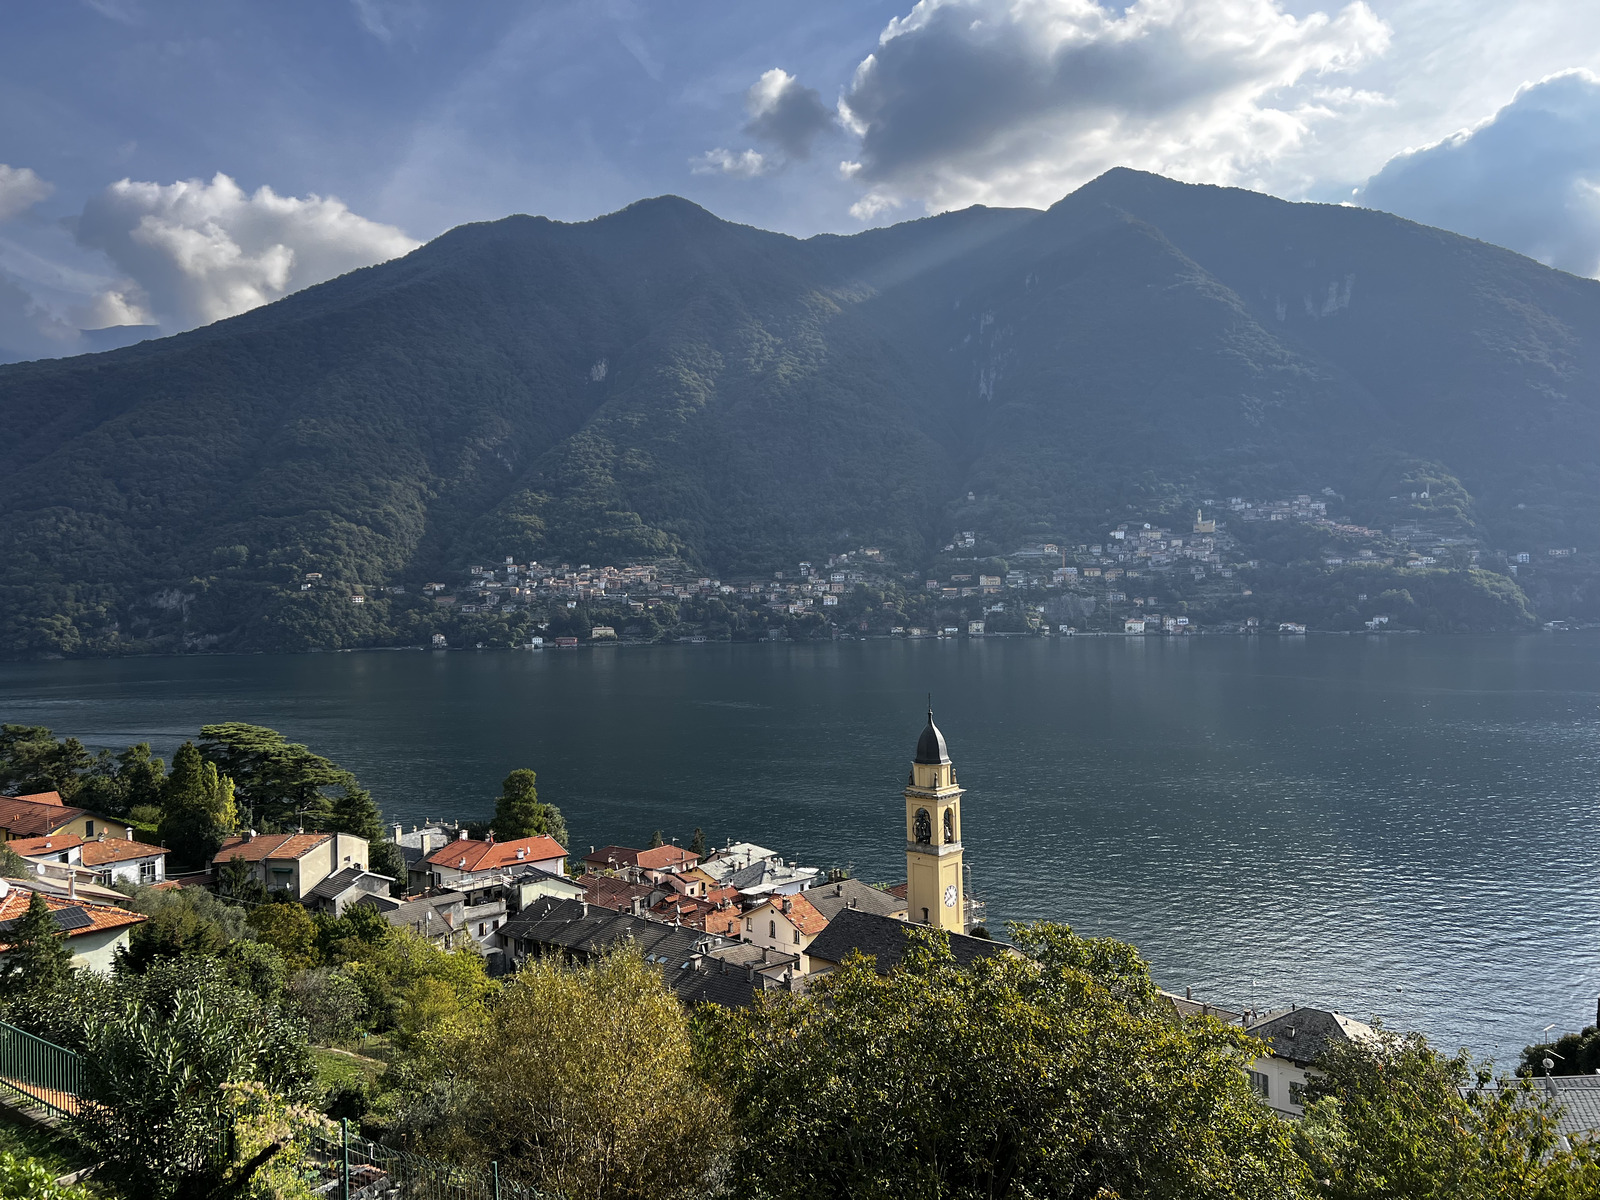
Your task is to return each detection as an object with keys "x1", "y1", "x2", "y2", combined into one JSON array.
[
  {"x1": 0, "y1": 879, "x2": 144, "y2": 973},
  {"x1": 741, "y1": 892, "x2": 828, "y2": 973},
  {"x1": 212, "y1": 831, "x2": 370, "y2": 900}
]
